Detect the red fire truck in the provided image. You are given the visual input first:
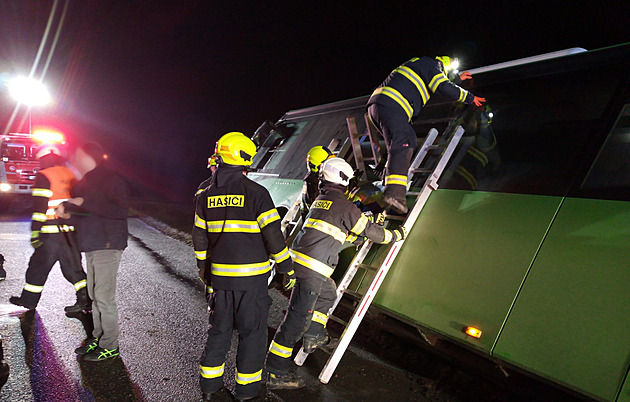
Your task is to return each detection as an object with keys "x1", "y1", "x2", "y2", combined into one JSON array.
[{"x1": 0, "y1": 130, "x2": 66, "y2": 195}]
